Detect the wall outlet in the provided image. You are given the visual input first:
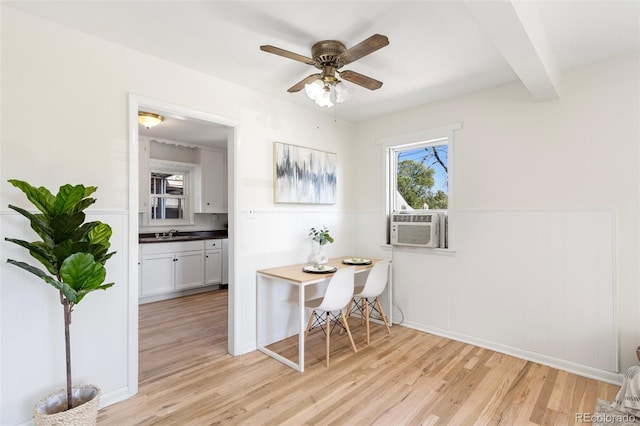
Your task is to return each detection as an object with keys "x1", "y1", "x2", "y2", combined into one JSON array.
[{"x1": 211, "y1": 215, "x2": 217, "y2": 222}]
